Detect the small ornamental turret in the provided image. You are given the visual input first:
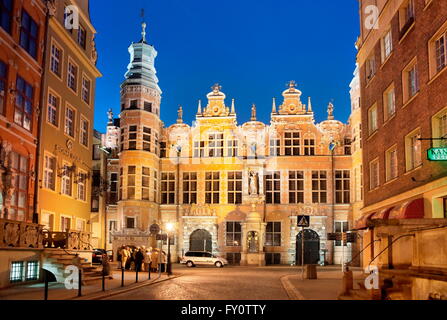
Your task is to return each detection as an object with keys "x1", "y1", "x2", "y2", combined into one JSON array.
[
  {"x1": 231, "y1": 99, "x2": 236, "y2": 114},
  {"x1": 327, "y1": 102, "x2": 335, "y2": 120},
  {"x1": 251, "y1": 104, "x2": 257, "y2": 121},
  {"x1": 197, "y1": 100, "x2": 202, "y2": 115},
  {"x1": 177, "y1": 105, "x2": 183, "y2": 124},
  {"x1": 272, "y1": 97, "x2": 277, "y2": 113},
  {"x1": 308, "y1": 97, "x2": 313, "y2": 113}
]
